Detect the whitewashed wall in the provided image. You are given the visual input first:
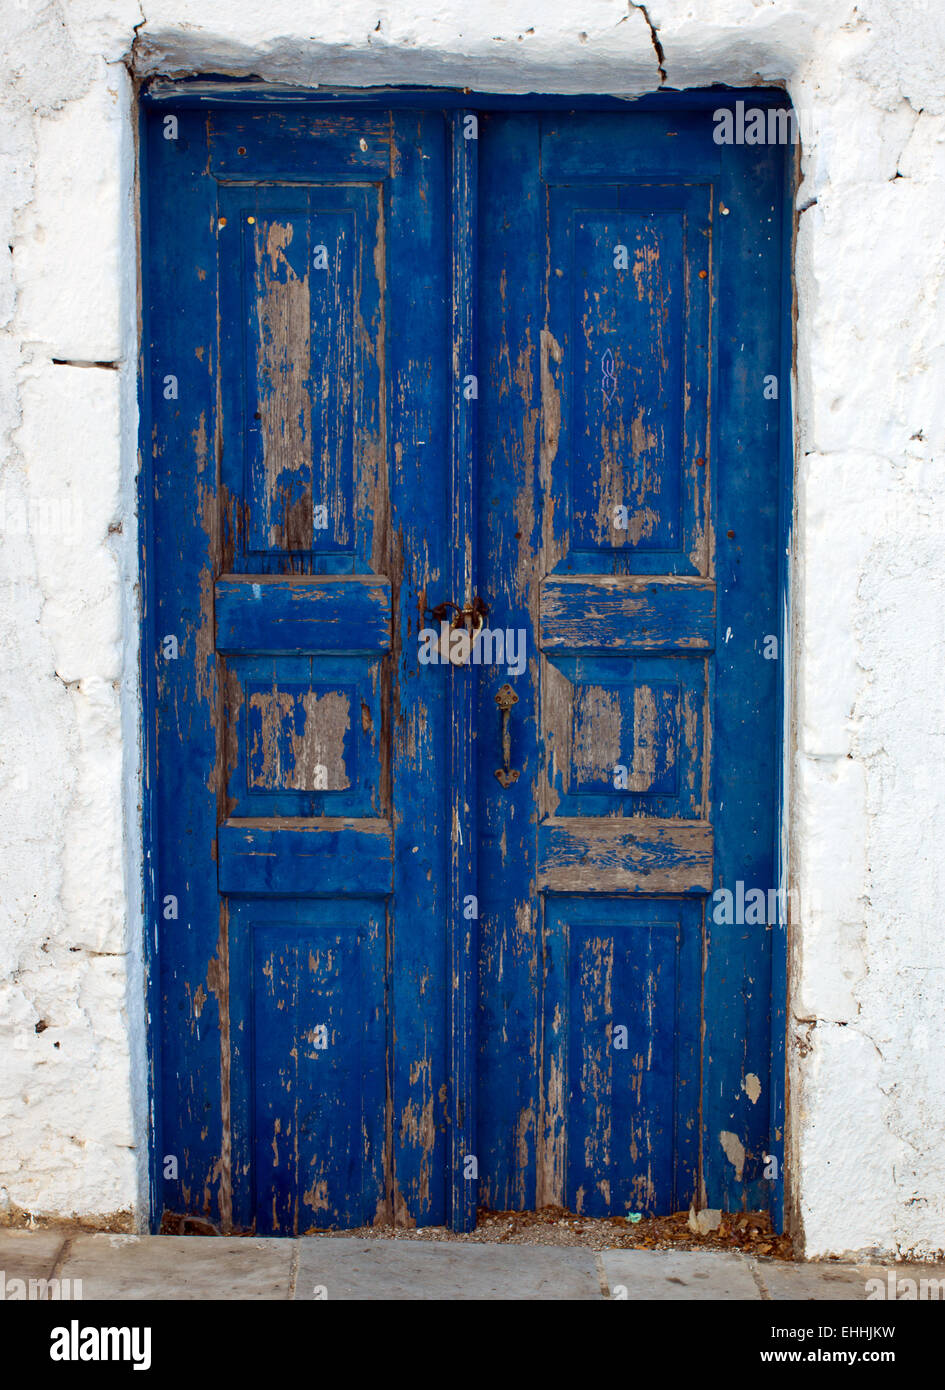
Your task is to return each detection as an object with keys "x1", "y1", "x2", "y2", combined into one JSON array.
[{"x1": 1, "y1": 0, "x2": 943, "y2": 1259}]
